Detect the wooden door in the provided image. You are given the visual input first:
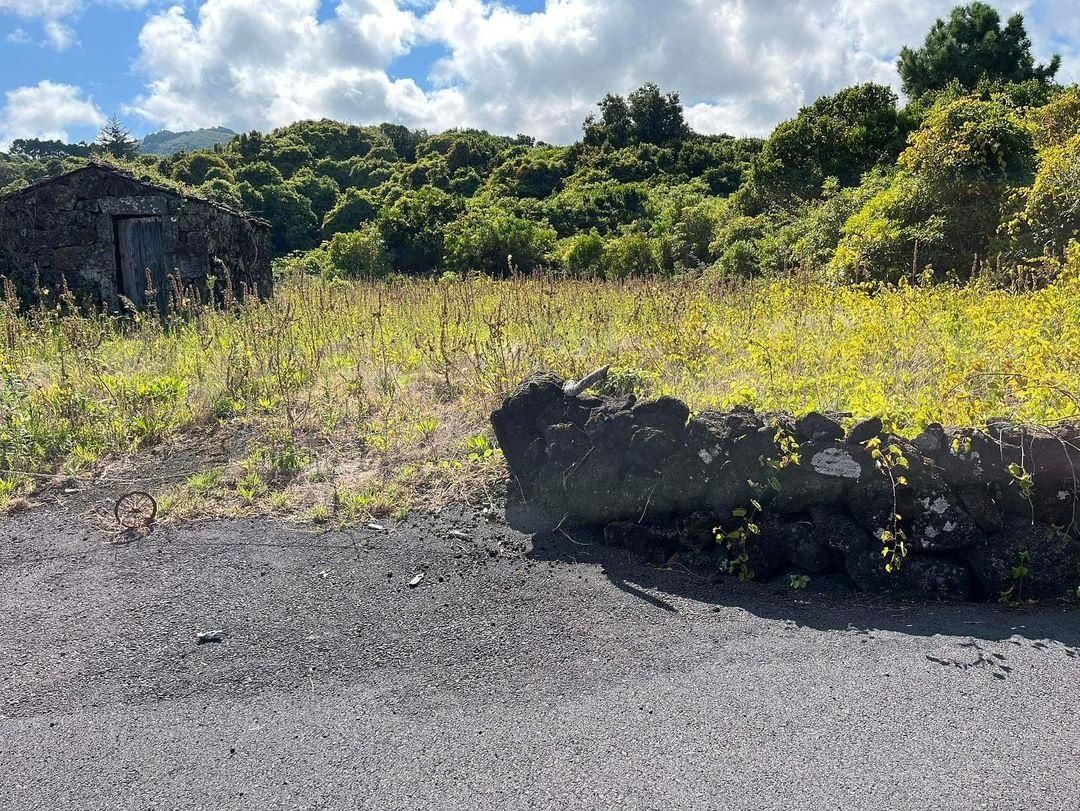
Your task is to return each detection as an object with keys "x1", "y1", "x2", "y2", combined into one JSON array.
[{"x1": 117, "y1": 217, "x2": 167, "y2": 314}]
